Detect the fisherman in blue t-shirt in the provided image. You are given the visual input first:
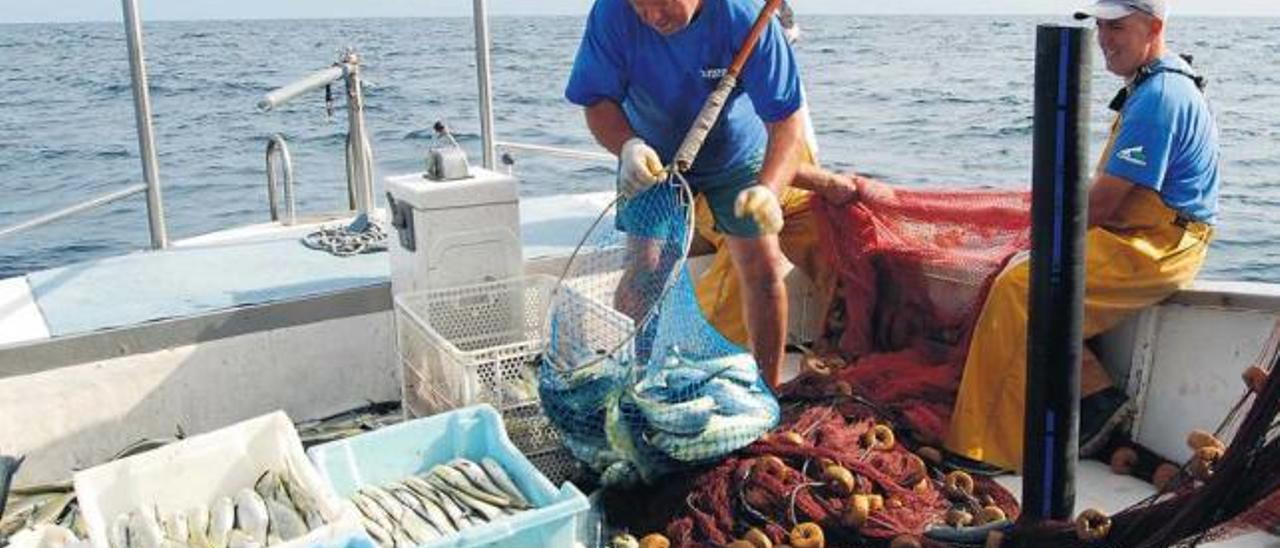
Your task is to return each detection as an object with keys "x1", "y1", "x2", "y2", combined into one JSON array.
[
  {"x1": 949, "y1": 0, "x2": 1221, "y2": 471},
  {"x1": 565, "y1": 0, "x2": 810, "y2": 386}
]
